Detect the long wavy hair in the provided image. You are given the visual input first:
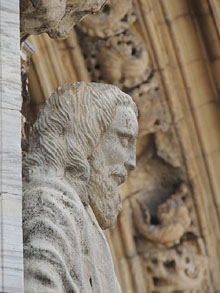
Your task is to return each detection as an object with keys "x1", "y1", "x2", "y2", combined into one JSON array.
[{"x1": 23, "y1": 82, "x2": 137, "y2": 200}]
